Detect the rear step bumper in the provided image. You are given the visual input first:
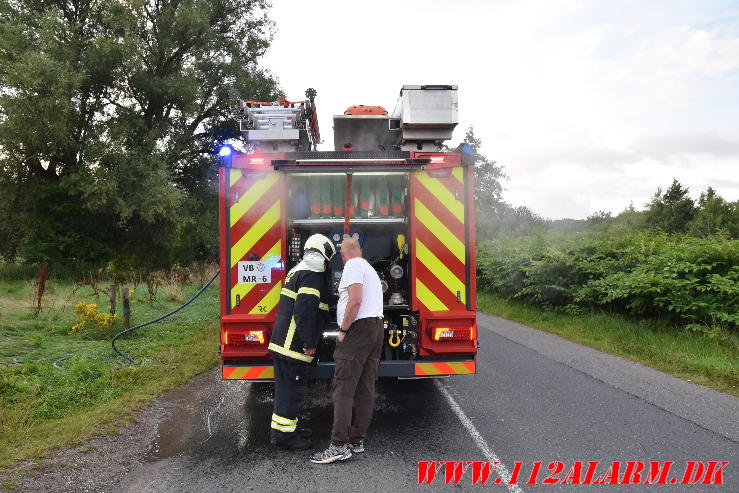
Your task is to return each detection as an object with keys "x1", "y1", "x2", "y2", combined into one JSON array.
[{"x1": 222, "y1": 359, "x2": 475, "y2": 381}]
